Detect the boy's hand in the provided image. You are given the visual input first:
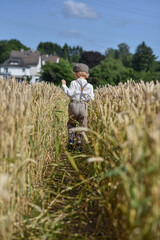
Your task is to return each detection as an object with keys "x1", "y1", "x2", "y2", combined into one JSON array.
[{"x1": 61, "y1": 79, "x2": 66, "y2": 85}]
